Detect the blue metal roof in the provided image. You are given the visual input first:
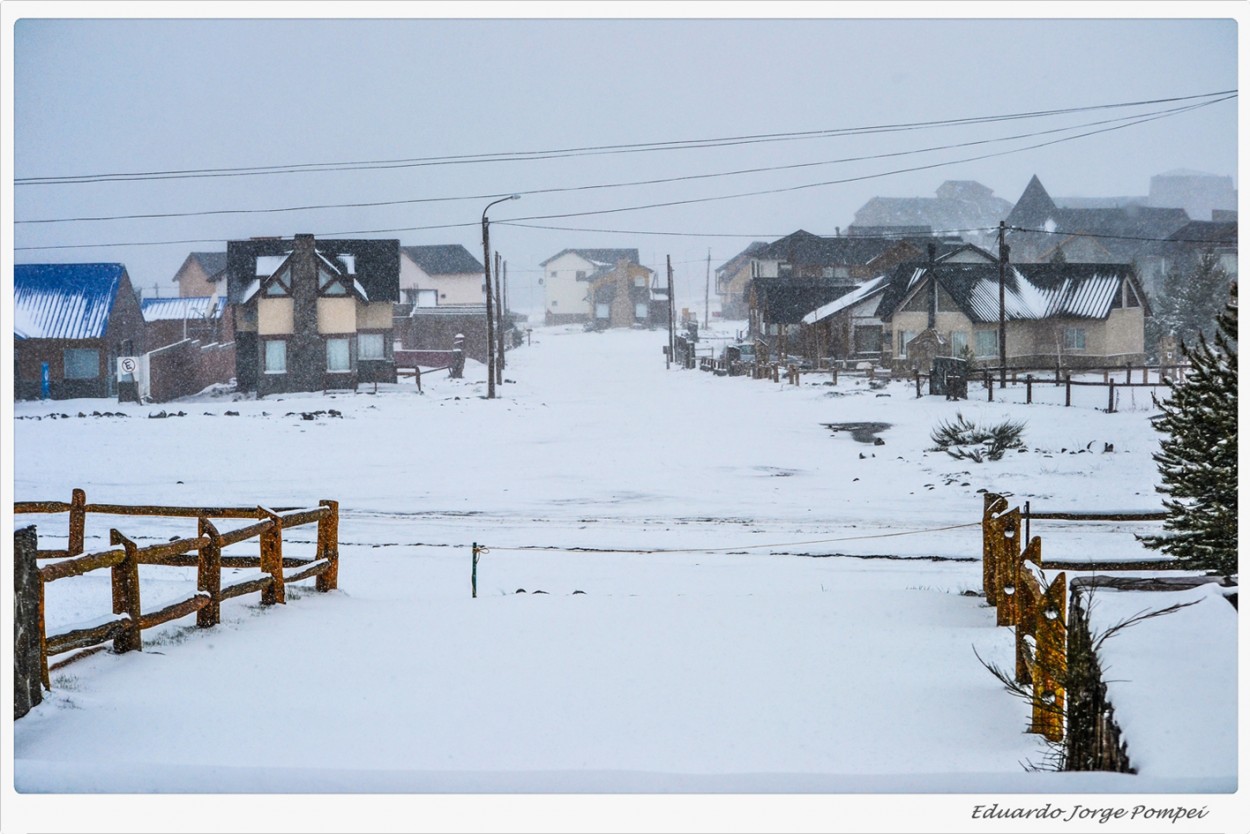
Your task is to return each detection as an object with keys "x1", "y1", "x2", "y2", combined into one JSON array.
[{"x1": 13, "y1": 263, "x2": 128, "y2": 340}]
